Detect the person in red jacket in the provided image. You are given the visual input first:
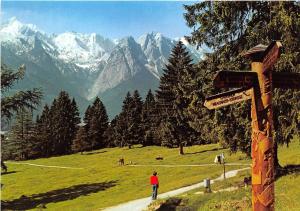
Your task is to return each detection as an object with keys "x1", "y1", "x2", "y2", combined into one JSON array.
[{"x1": 150, "y1": 171, "x2": 159, "y2": 200}]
